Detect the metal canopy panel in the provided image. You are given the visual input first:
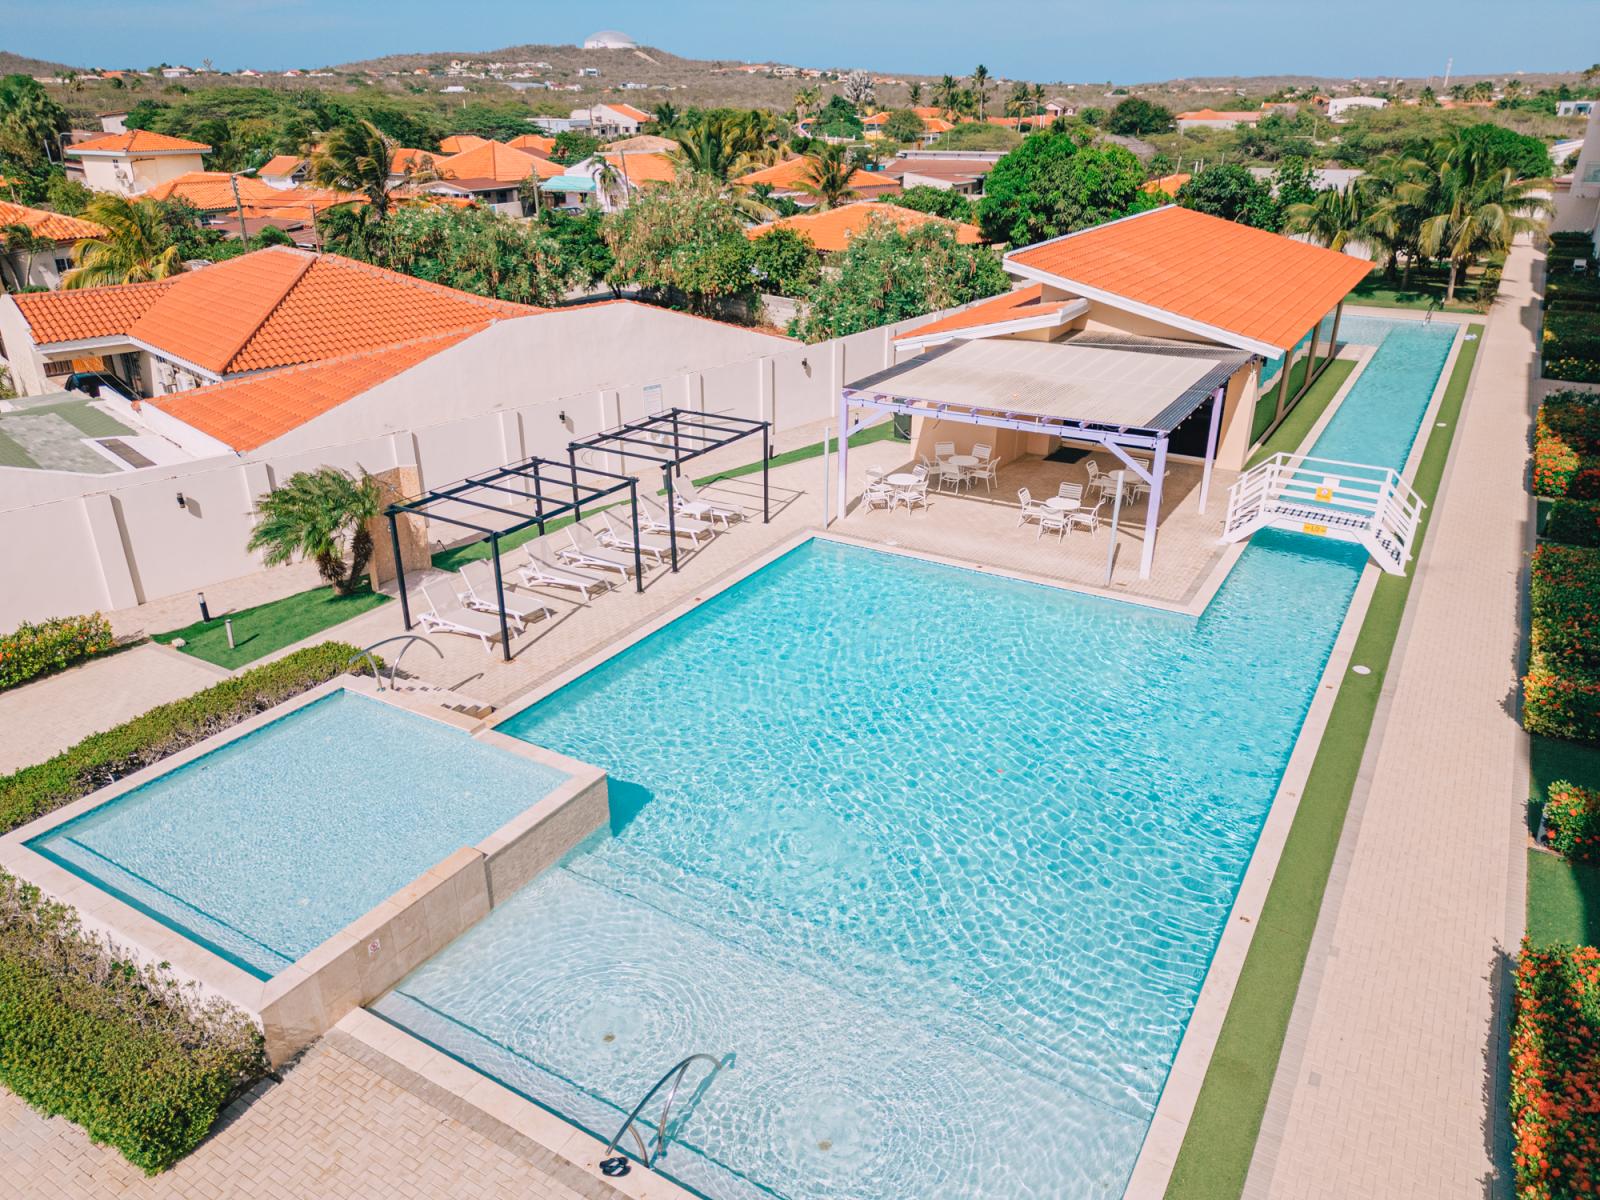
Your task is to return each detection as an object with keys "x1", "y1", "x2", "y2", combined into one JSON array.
[{"x1": 848, "y1": 339, "x2": 1230, "y2": 432}]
